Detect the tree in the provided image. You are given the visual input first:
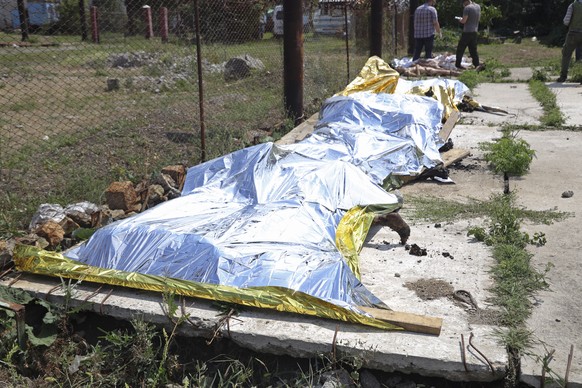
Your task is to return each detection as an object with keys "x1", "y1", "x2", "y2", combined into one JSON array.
[{"x1": 480, "y1": 130, "x2": 535, "y2": 195}]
